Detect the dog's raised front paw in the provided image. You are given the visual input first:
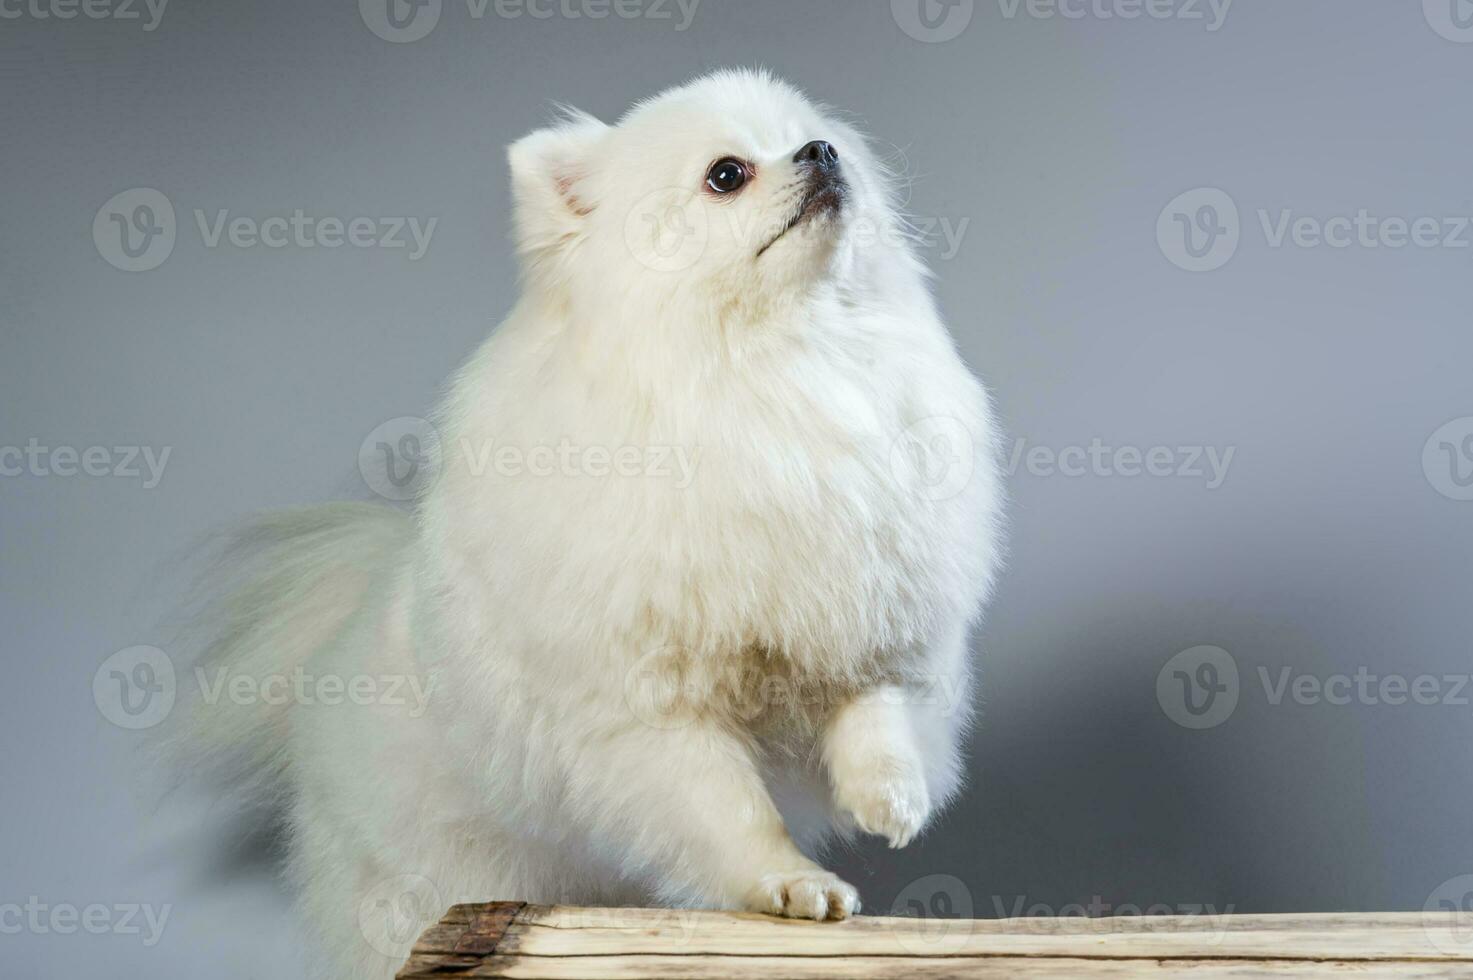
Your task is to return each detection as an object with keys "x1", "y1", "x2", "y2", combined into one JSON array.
[
  {"x1": 747, "y1": 870, "x2": 860, "y2": 921},
  {"x1": 836, "y1": 765, "x2": 931, "y2": 849}
]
